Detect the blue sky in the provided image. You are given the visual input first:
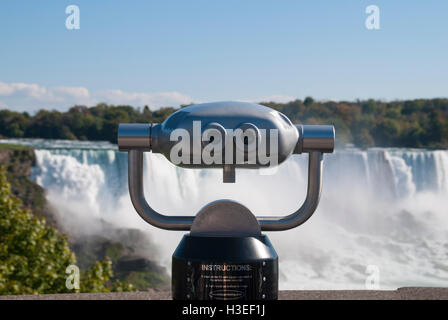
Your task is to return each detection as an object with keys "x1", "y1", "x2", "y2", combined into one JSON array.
[{"x1": 0, "y1": 0, "x2": 447, "y2": 112}]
